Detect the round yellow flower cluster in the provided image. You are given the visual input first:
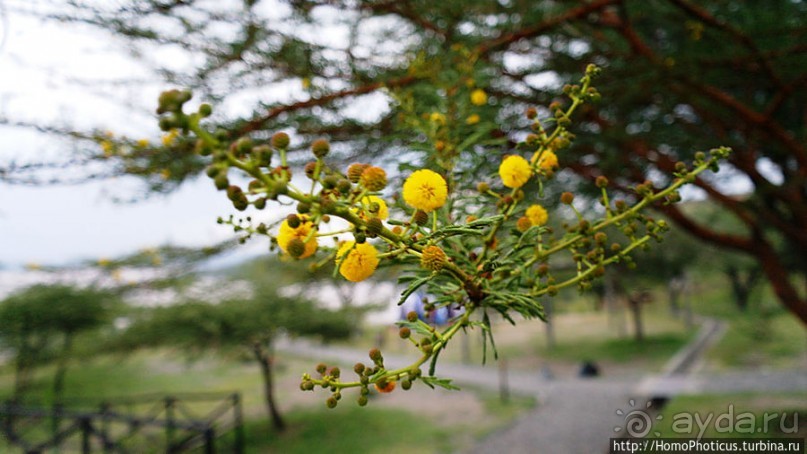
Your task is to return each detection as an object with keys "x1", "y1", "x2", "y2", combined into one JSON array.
[
  {"x1": 402, "y1": 169, "x2": 448, "y2": 212},
  {"x1": 498, "y1": 155, "x2": 533, "y2": 188},
  {"x1": 277, "y1": 217, "x2": 318, "y2": 259},
  {"x1": 337, "y1": 241, "x2": 379, "y2": 282},
  {"x1": 470, "y1": 89, "x2": 488, "y2": 106}
]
